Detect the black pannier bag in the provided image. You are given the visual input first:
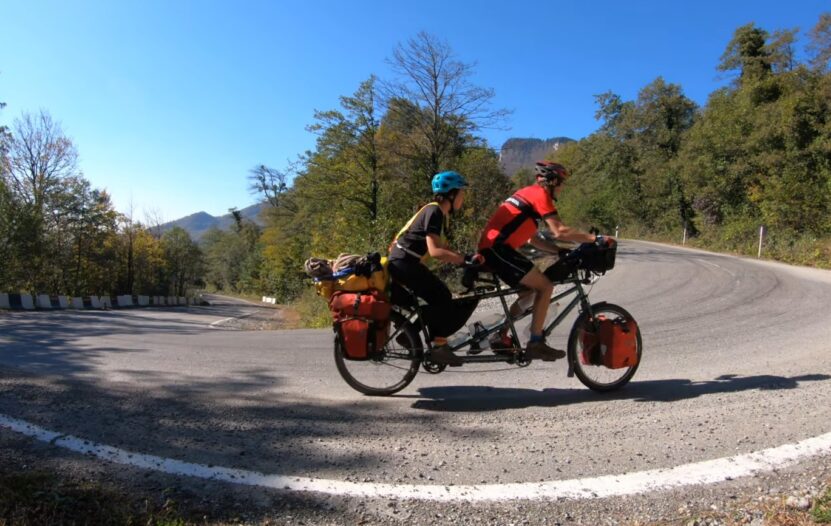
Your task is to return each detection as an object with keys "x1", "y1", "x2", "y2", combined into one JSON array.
[
  {"x1": 577, "y1": 243, "x2": 616, "y2": 274},
  {"x1": 543, "y1": 243, "x2": 616, "y2": 281},
  {"x1": 544, "y1": 257, "x2": 578, "y2": 283}
]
